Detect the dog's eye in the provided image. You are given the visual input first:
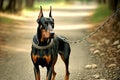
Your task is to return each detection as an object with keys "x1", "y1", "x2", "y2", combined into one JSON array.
[{"x1": 51, "y1": 23, "x2": 54, "y2": 28}]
